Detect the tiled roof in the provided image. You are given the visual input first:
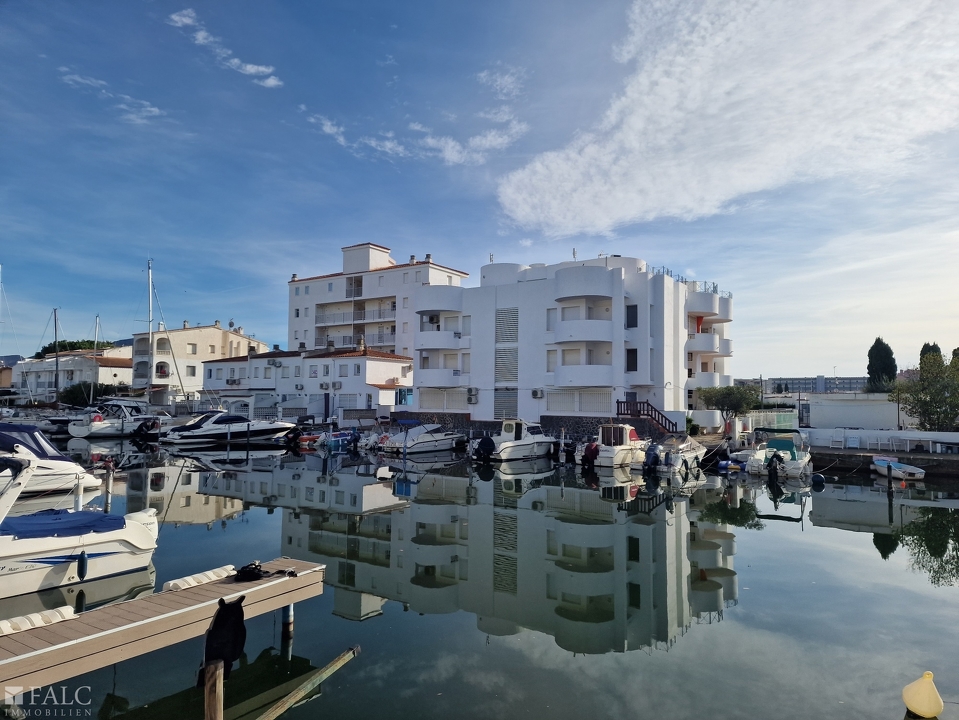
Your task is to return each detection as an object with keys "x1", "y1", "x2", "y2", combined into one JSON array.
[
  {"x1": 203, "y1": 350, "x2": 300, "y2": 364},
  {"x1": 305, "y1": 347, "x2": 412, "y2": 361},
  {"x1": 94, "y1": 357, "x2": 133, "y2": 368}
]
